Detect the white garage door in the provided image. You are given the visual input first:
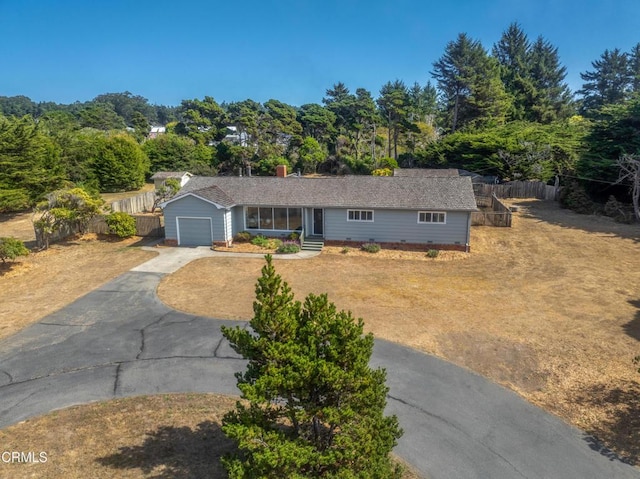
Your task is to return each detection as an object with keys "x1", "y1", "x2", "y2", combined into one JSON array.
[{"x1": 177, "y1": 217, "x2": 213, "y2": 246}]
